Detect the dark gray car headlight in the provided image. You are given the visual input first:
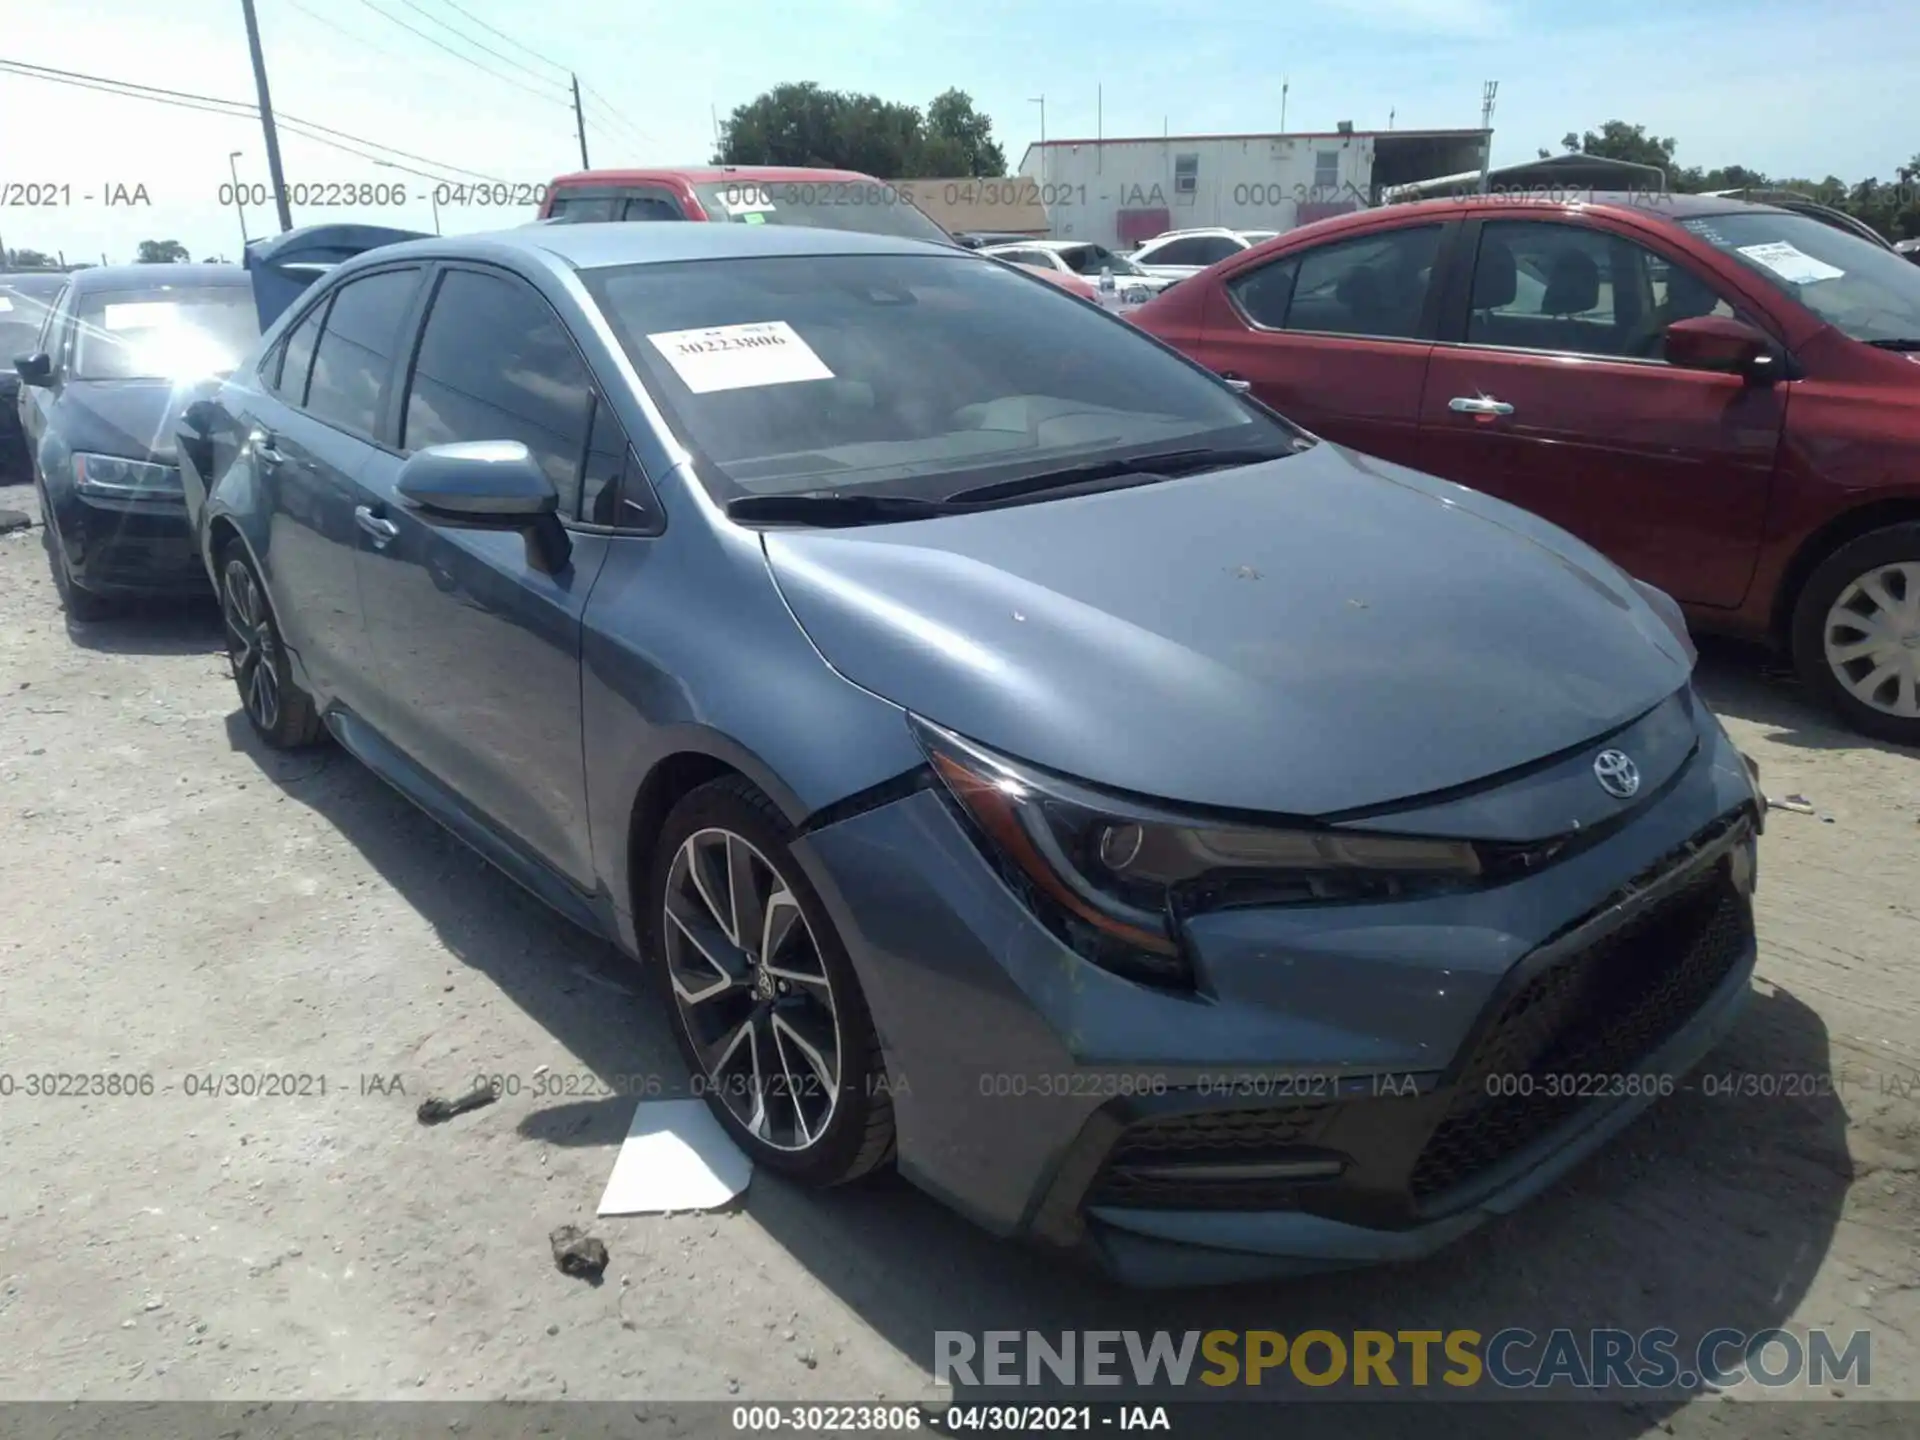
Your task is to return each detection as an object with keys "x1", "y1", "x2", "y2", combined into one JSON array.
[
  {"x1": 73, "y1": 452, "x2": 183, "y2": 500},
  {"x1": 912, "y1": 717, "x2": 1484, "y2": 989}
]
